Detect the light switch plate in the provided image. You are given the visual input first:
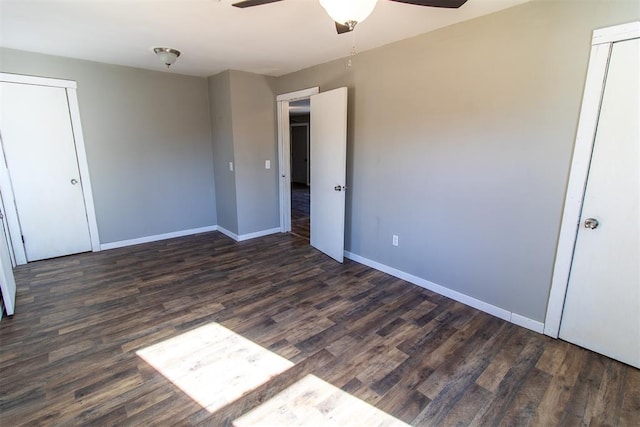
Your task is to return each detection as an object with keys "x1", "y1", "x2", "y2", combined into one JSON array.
[
  {"x1": 265, "y1": 160, "x2": 271, "y2": 169},
  {"x1": 229, "y1": 162, "x2": 233, "y2": 172}
]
